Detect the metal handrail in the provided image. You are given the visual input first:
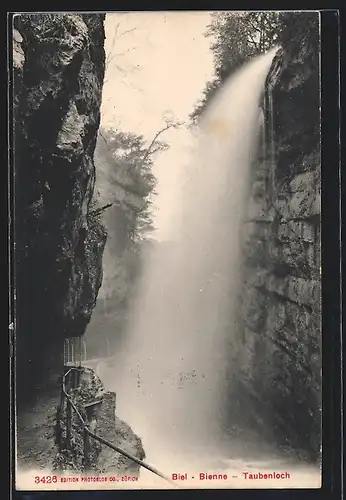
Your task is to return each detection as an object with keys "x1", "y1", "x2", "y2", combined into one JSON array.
[{"x1": 61, "y1": 367, "x2": 176, "y2": 487}]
